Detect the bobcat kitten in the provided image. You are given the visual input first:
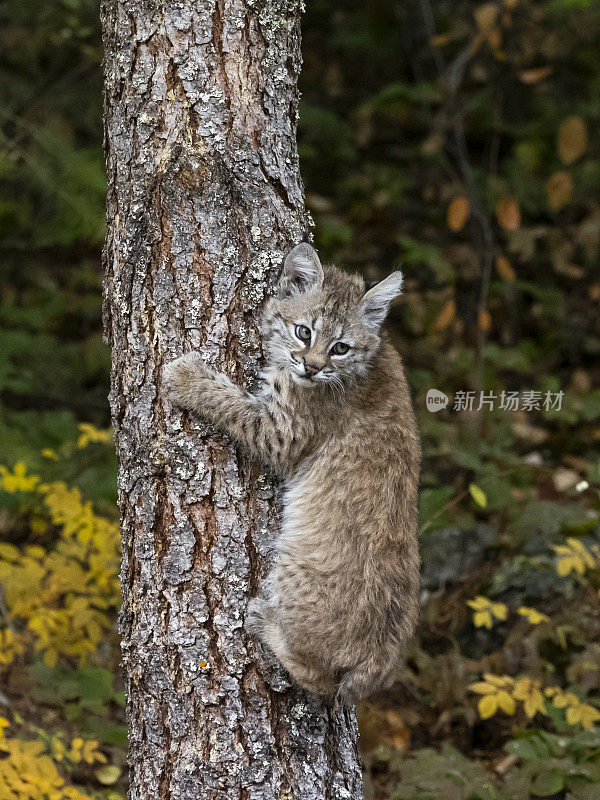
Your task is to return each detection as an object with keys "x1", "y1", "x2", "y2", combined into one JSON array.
[{"x1": 163, "y1": 243, "x2": 421, "y2": 704}]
